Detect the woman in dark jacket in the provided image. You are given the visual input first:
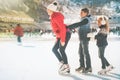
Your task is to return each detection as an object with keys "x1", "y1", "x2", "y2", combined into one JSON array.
[{"x1": 95, "y1": 16, "x2": 113, "y2": 75}]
